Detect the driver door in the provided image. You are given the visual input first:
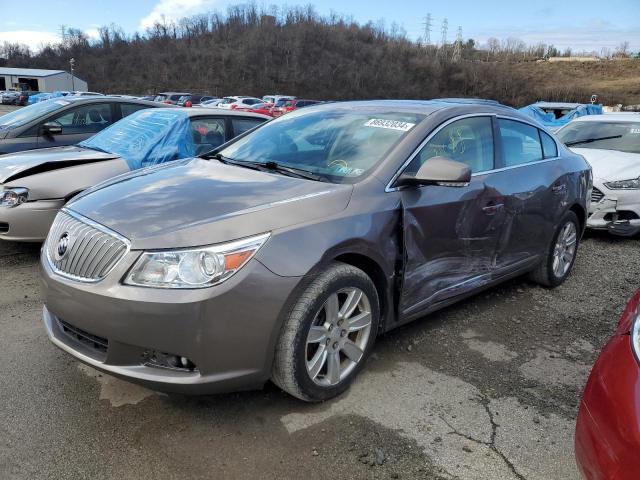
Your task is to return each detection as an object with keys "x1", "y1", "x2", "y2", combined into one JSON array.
[
  {"x1": 38, "y1": 103, "x2": 115, "y2": 148},
  {"x1": 398, "y1": 116, "x2": 507, "y2": 318}
]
